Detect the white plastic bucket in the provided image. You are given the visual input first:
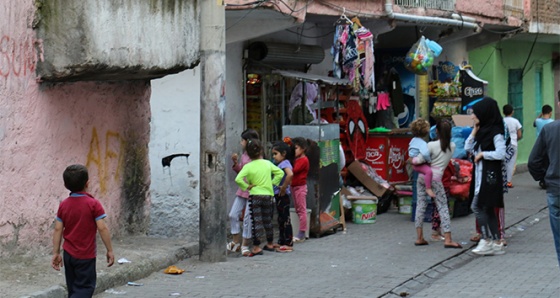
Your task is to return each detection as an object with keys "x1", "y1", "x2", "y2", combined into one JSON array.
[{"x1": 289, "y1": 208, "x2": 311, "y2": 238}]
